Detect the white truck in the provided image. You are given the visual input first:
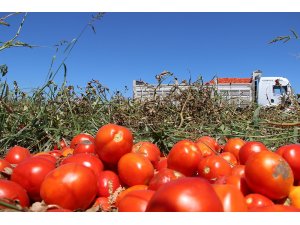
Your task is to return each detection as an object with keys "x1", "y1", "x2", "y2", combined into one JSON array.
[{"x1": 133, "y1": 70, "x2": 299, "y2": 107}]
